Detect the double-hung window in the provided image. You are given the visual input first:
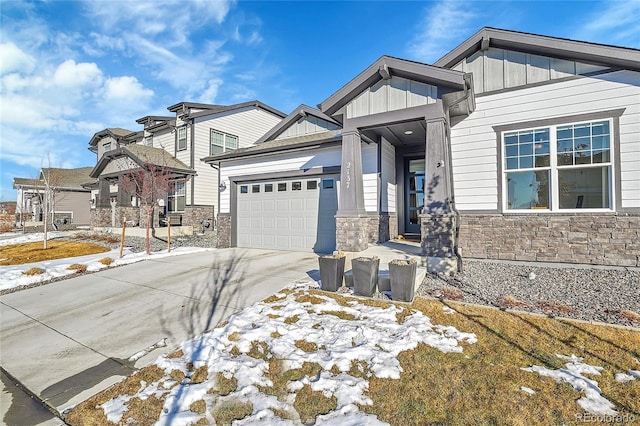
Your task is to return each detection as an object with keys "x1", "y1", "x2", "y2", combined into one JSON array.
[
  {"x1": 167, "y1": 181, "x2": 186, "y2": 212},
  {"x1": 503, "y1": 119, "x2": 612, "y2": 211},
  {"x1": 177, "y1": 127, "x2": 187, "y2": 151},
  {"x1": 210, "y1": 129, "x2": 238, "y2": 154},
  {"x1": 144, "y1": 136, "x2": 153, "y2": 146}
]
